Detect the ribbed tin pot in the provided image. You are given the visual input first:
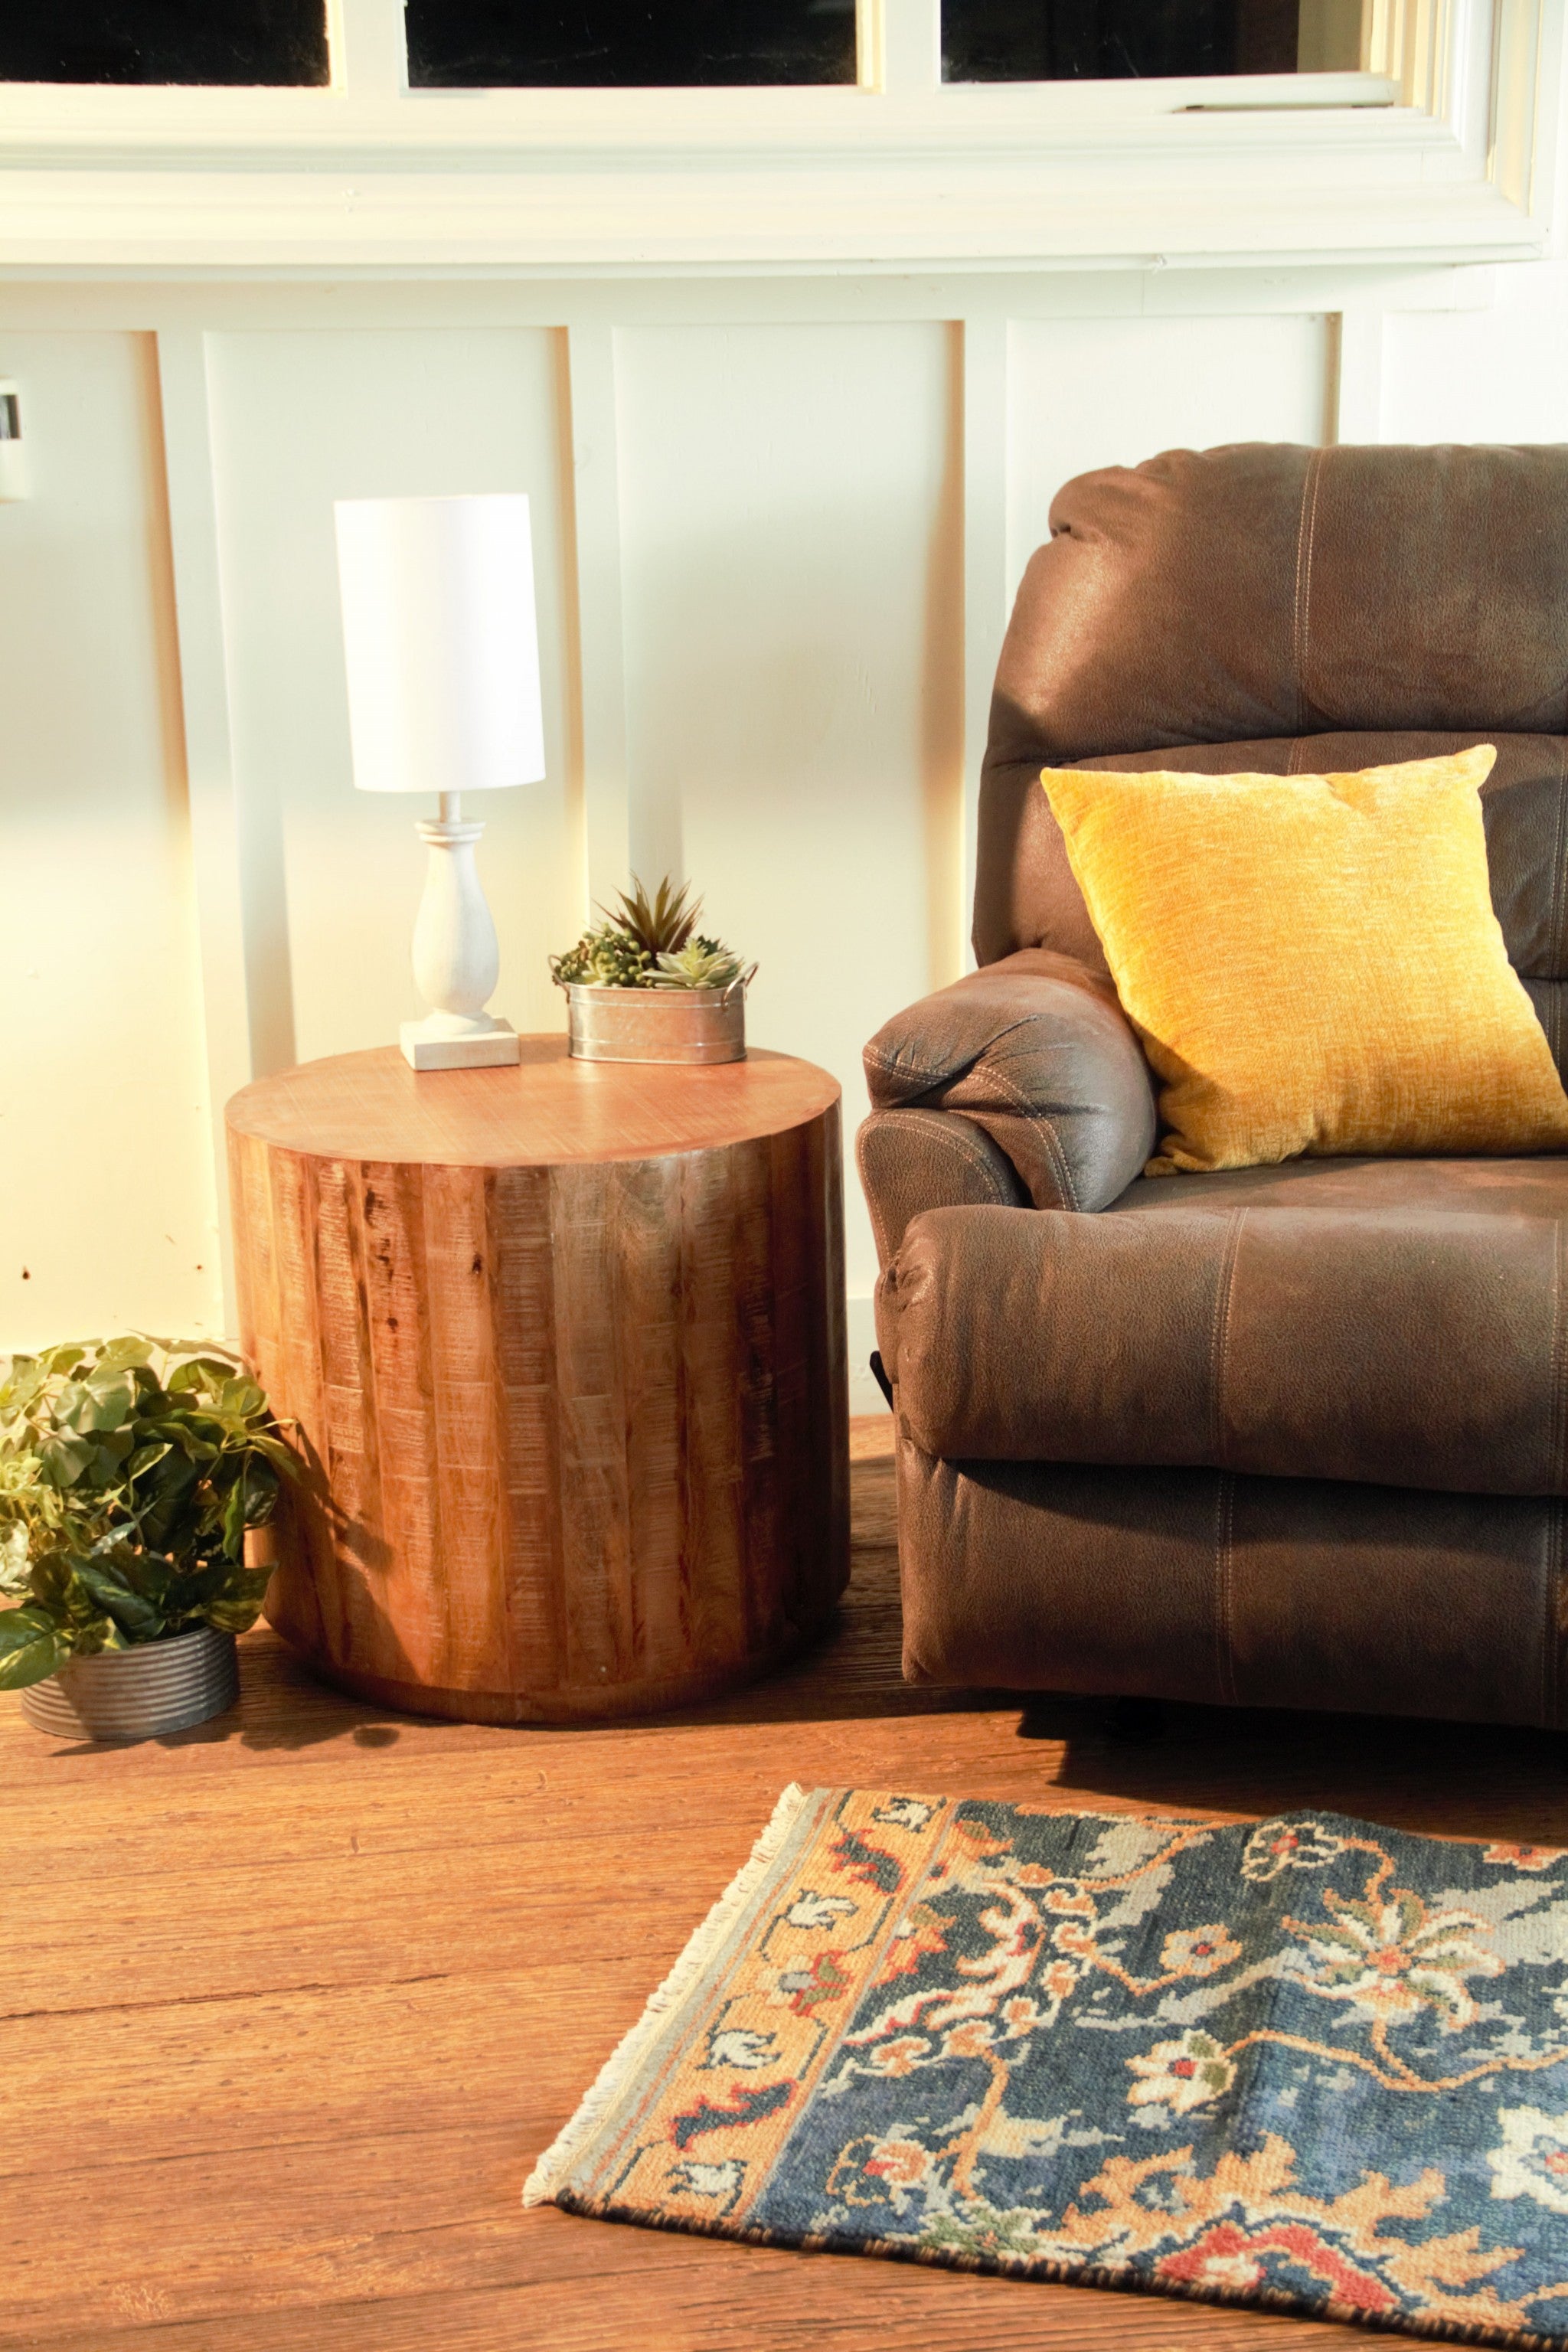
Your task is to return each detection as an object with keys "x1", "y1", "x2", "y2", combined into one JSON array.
[
  {"x1": 20, "y1": 1625, "x2": 239, "y2": 1742},
  {"x1": 565, "y1": 982, "x2": 746, "y2": 1066}
]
